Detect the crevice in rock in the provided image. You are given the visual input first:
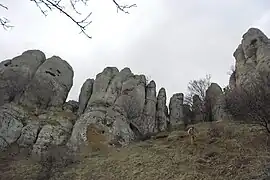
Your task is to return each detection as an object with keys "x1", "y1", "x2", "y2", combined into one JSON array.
[
  {"x1": 4, "y1": 62, "x2": 11, "y2": 67},
  {"x1": 129, "y1": 123, "x2": 142, "y2": 140},
  {"x1": 45, "y1": 71, "x2": 56, "y2": 77},
  {"x1": 33, "y1": 126, "x2": 42, "y2": 145}
]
